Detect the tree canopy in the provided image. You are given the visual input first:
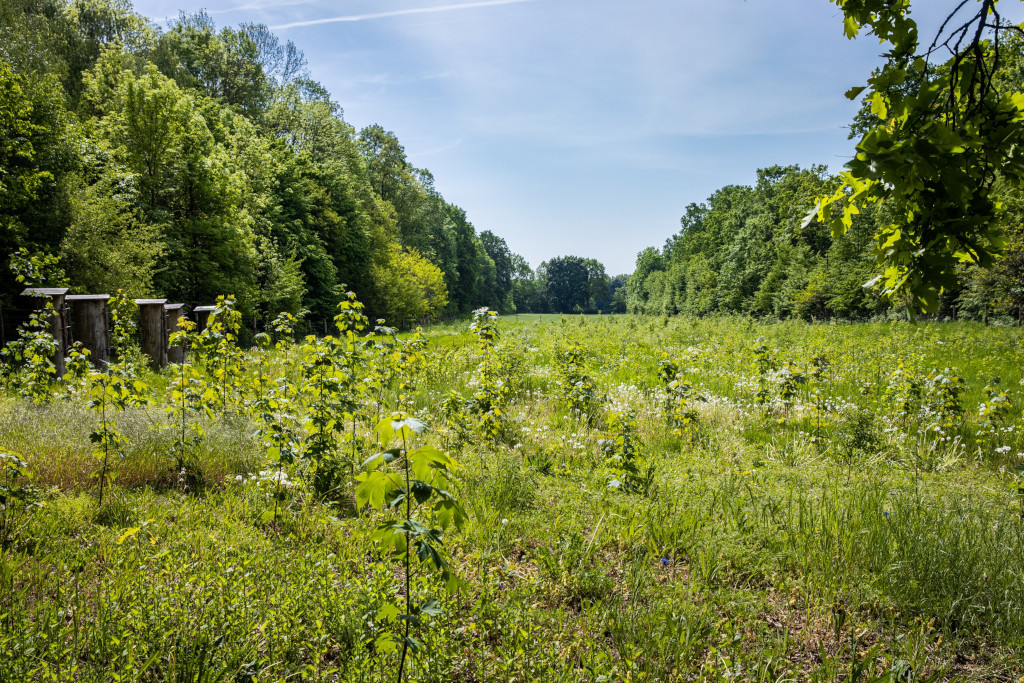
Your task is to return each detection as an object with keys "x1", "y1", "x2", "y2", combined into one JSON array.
[
  {"x1": 0, "y1": 1, "x2": 543, "y2": 331},
  {"x1": 813, "y1": 0, "x2": 1024, "y2": 314}
]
